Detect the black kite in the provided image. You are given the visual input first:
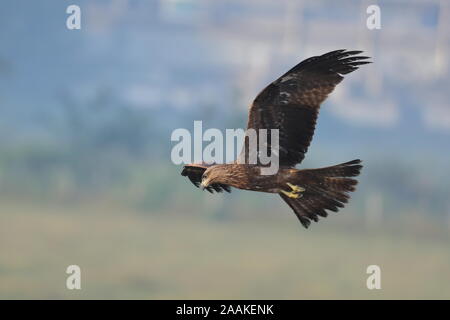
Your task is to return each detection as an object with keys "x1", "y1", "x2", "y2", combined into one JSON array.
[{"x1": 181, "y1": 49, "x2": 370, "y2": 228}]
